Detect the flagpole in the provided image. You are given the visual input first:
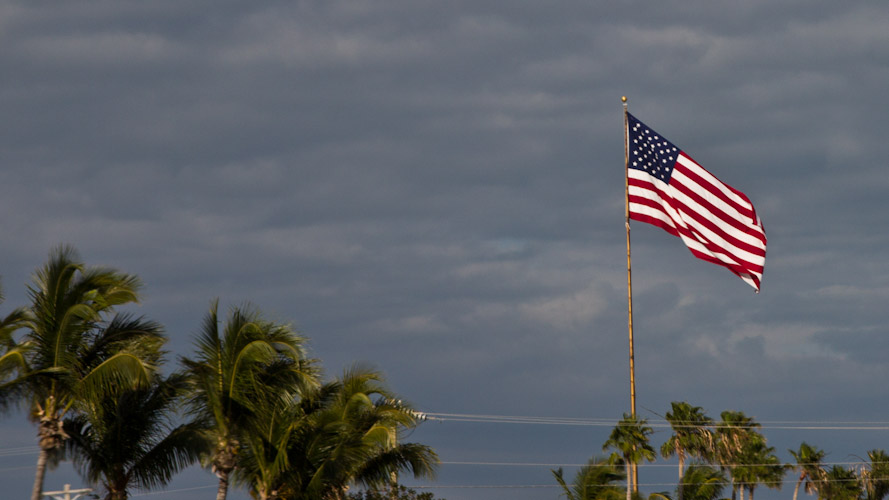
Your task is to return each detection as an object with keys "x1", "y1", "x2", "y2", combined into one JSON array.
[
  {"x1": 622, "y1": 96, "x2": 636, "y2": 418},
  {"x1": 623, "y1": 95, "x2": 640, "y2": 499}
]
